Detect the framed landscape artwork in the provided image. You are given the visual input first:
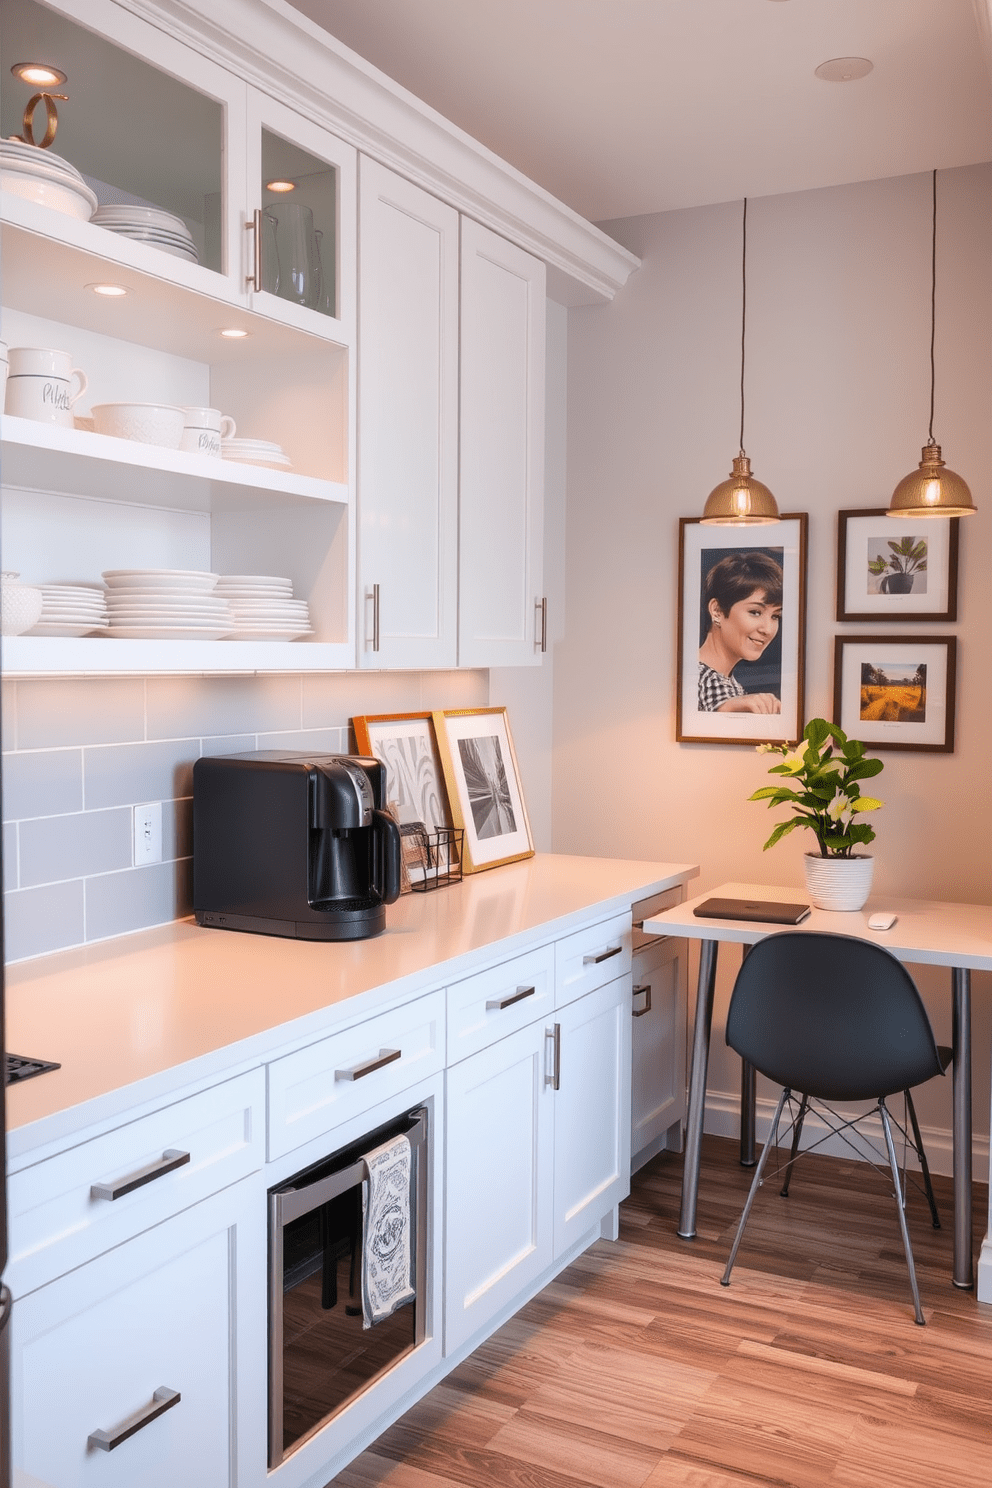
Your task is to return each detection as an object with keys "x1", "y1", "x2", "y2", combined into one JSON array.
[
  {"x1": 836, "y1": 509, "x2": 959, "y2": 622},
  {"x1": 432, "y1": 707, "x2": 534, "y2": 872},
  {"x1": 833, "y1": 635, "x2": 957, "y2": 753},
  {"x1": 677, "y1": 514, "x2": 808, "y2": 746}
]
